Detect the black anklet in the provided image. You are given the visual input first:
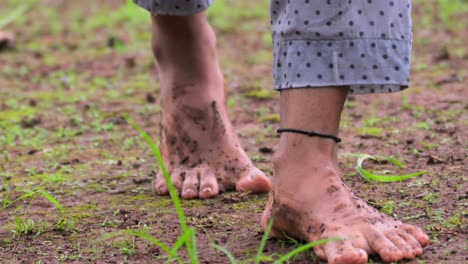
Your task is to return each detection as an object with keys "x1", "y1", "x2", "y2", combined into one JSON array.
[{"x1": 277, "y1": 128, "x2": 342, "y2": 143}]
